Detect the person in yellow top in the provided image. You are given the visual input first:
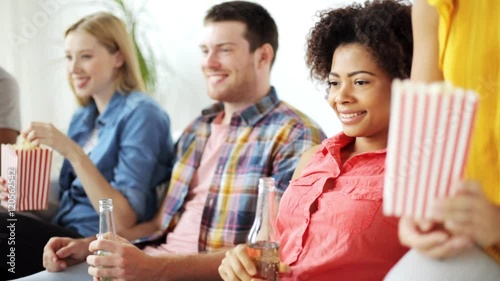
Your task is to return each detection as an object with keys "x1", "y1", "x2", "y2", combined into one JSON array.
[{"x1": 385, "y1": 0, "x2": 500, "y2": 280}]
